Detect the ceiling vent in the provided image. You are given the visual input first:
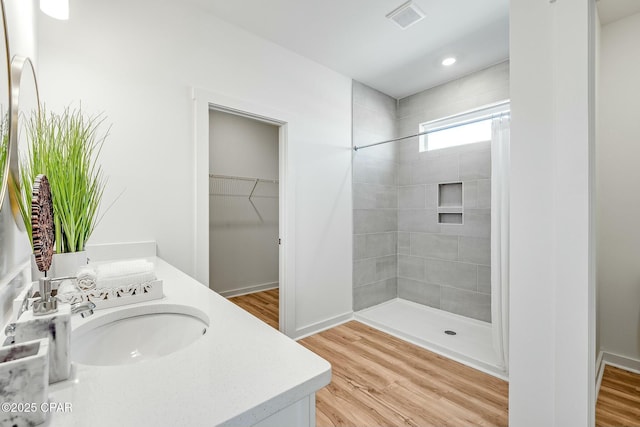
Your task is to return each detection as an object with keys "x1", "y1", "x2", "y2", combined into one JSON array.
[{"x1": 386, "y1": 1, "x2": 426, "y2": 29}]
